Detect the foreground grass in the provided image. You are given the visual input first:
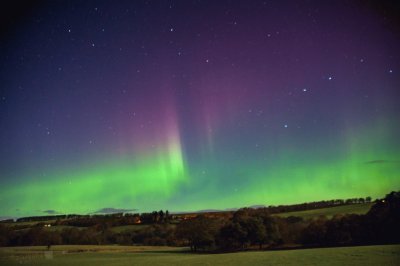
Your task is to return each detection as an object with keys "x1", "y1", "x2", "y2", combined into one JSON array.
[
  {"x1": 0, "y1": 244, "x2": 399, "y2": 266},
  {"x1": 274, "y1": 203, "x2": 373, "y2": 220}
]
